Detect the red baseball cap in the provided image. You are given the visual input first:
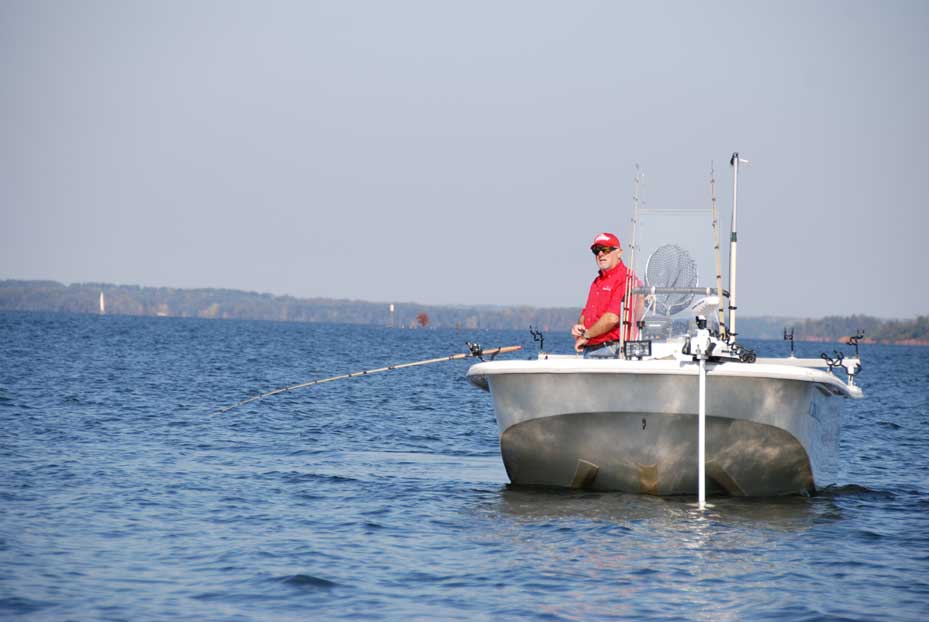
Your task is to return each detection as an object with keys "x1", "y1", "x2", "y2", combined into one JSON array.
[{"x1": 590, "y1": 232, "x2": 621, "y2": 249}]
